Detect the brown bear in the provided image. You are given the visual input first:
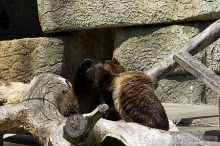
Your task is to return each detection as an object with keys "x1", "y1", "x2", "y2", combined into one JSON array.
[
  {"x1": 104, "y1": 58, "x2": 126, "y2": 74},
  {"x1": 85, "y1": 58, "x2": 169, "y2": 130}
]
